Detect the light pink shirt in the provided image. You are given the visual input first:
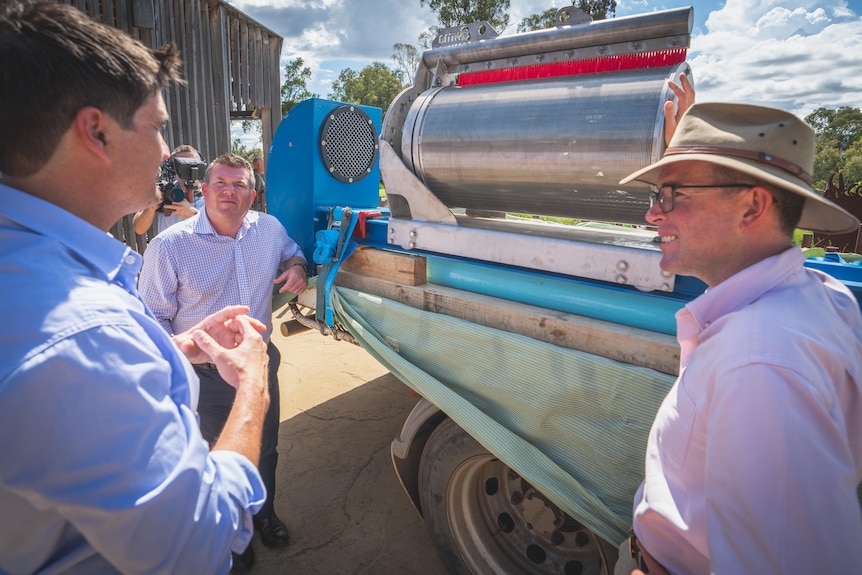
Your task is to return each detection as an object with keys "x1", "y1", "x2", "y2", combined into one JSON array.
[{"x1": 633, "y1": 247, "x2": 862, "y2": 574}]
